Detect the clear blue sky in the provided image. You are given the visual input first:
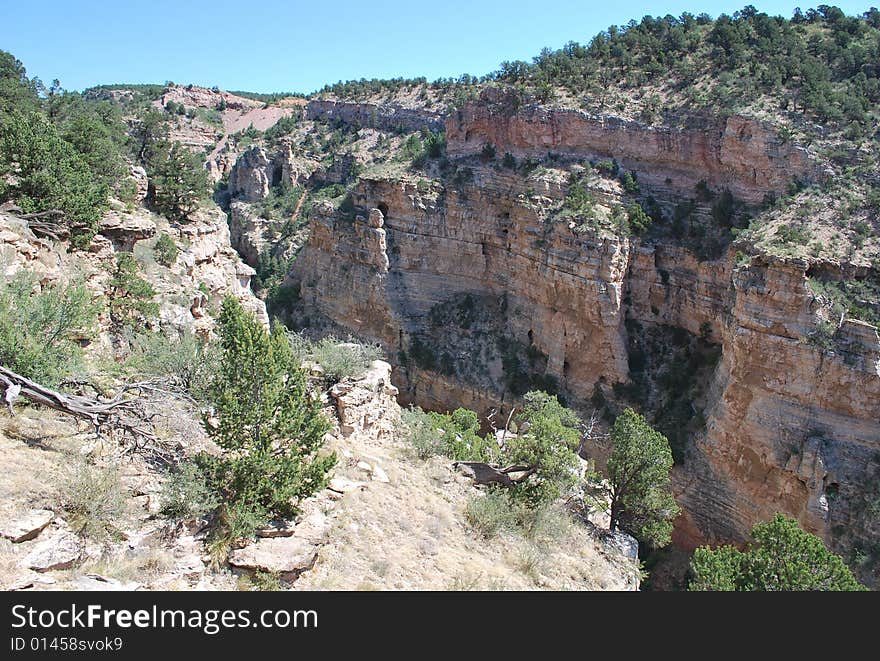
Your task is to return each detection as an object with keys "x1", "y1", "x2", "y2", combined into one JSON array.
[{"x1": 1, "y1": 1, "x2": 875, "y2": 94}]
